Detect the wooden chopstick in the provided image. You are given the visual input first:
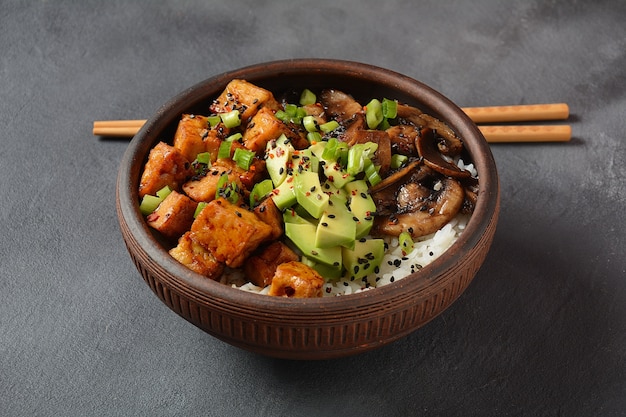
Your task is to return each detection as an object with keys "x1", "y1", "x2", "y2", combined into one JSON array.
[
  {"x1": 93, "y1": 103, "x2": 571, "y2": 142},
  {"x1": 462, "y1": 103, "x2": 569, "y2": 123}
]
